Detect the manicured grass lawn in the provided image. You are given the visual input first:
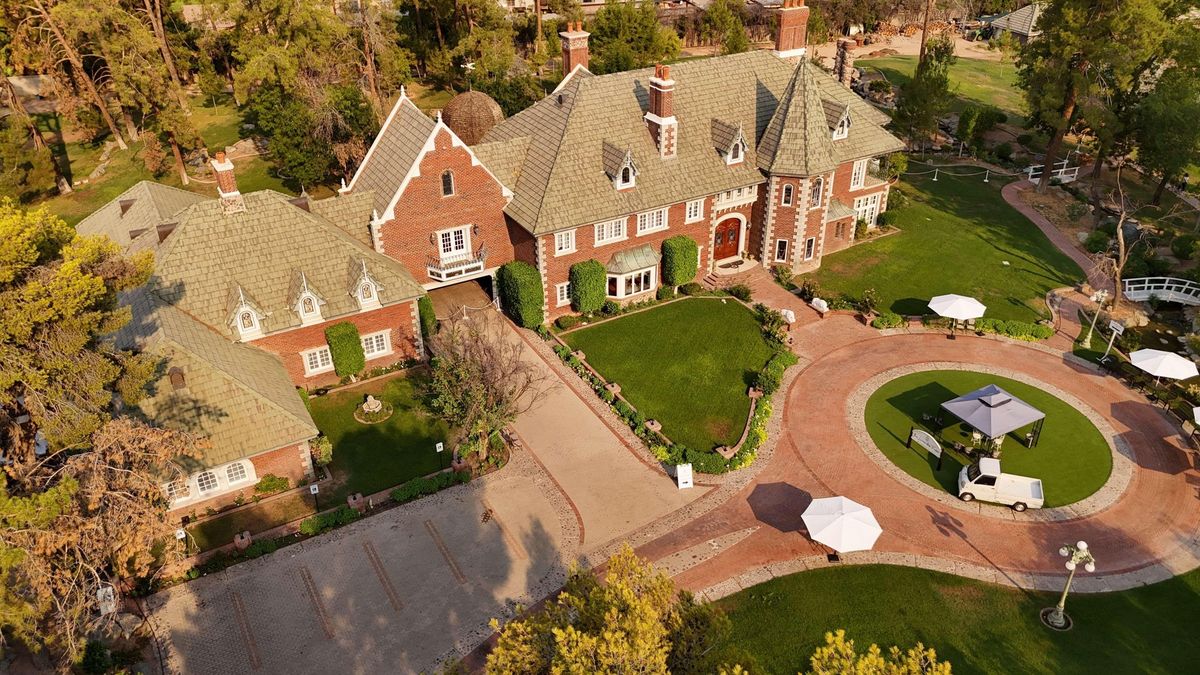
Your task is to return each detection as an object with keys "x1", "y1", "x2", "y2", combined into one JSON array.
[
  {"x1": 188, "y1": 491, "x2": 316, "y2": 552},
  {"x1": 858, "y1": 55, "x2": 1027, "y2": 121},
  {"x1": 307, "y1": 373, "x2": 452, "y2": 503},
  {"x1": 562, "y1": 299, "x2": 776, "y2": 451},
  {"x1": 865, "y1": 370, "x2": 1111, "y2": 508},
  {"x1": 717, "y1": 564, "x2": 1200, "y2": 674},
  {"x1": 810, "y1": 172, "x2": 1083, "y2": 321}
]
